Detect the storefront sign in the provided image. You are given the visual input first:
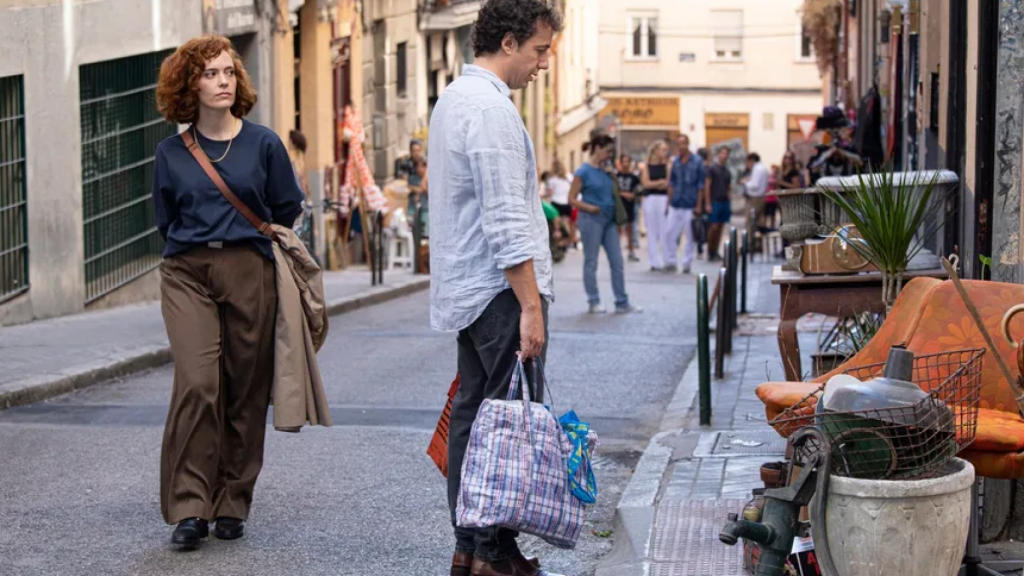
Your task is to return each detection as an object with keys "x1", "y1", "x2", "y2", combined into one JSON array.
[
  {"x1": 202, "y1": 0, "x2": 258, "y2": 36},
  {"x1": 599, "y1": 97, "x2": 680, "y2": 127},
  {"x1": 705, "y1": 113, "x2": 750, "y2": 128}
]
